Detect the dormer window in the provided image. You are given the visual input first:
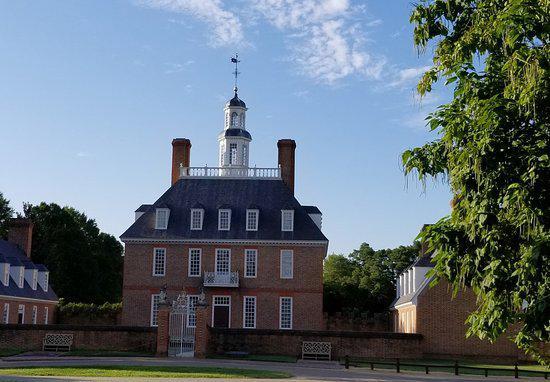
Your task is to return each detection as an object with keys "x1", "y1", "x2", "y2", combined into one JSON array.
[
  {"x1": 190, "y1": 209, "x2": 204, "y2": 230},
  {"x1": 43, "y1": 272, "x2": 49, "y2": 292},
  {"x1": 32, "y1": 270, "x2": 37, "y2": 290},
  {"x1": 246, "y1": 209, "x2": 259, "y2": 231},
  {"x1": 218, "y1": 209, "x2": 231, "y2": 231},
  {"x1": 18, "y1": 268, "x2": 24, "y2": 288},
  {"x1": 281, "y1": 210, "x2": 294, "y2": 232},
  {"x1": 155, "y1": 208, "x2": 170, "y2": 230},
  {"x1": 2, "y1": 264, "x2": 9, "y2": 286}
]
